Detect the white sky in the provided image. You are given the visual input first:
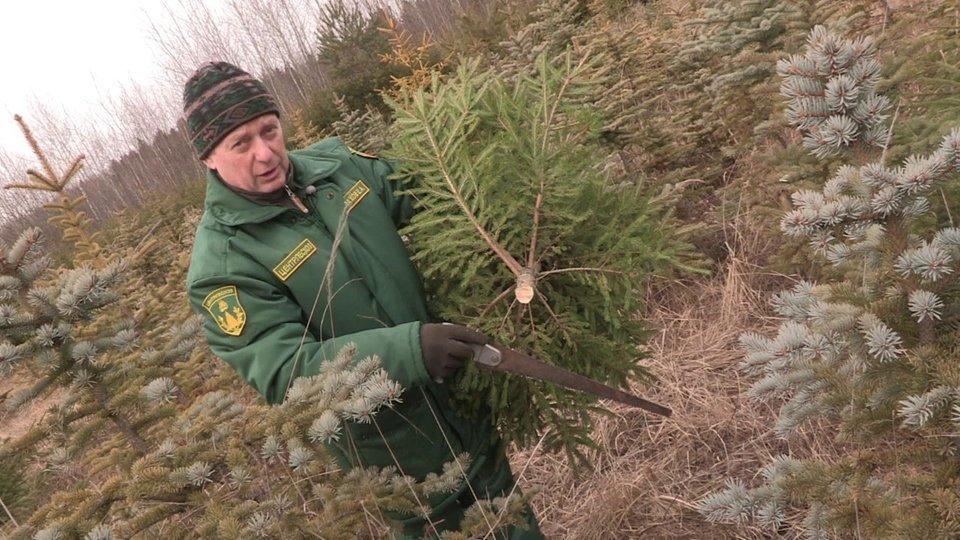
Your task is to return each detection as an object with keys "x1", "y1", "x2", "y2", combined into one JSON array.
[{"x1": 0, "y1": 1, "x2": 180, "y2": 160}]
